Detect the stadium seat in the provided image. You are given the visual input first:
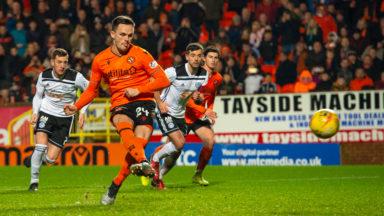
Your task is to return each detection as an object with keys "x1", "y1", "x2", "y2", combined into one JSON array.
[
  {"x1": 279, "y1": 84, "x2": 295, "y2": 93},
  {"x1": 220, "y1": 11, "x2": 237, "y2": 29},
  {"x1": 261, "y1": 64, "x2": 277, "y2": 82}
]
